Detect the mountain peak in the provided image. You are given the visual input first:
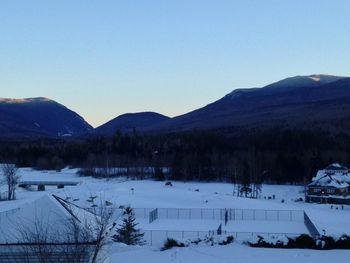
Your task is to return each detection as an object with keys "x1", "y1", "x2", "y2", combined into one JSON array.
[
  {"x1": 307, "y1": 74, "x2": 345, "y2": 83},
  {"x1": 263, "y1": 74, "x2": 346, "y2": 90},
  {"x1": 0, "y1": 97, "x2": 53, "y2": 104},
  {"x1": 96, "y1": 111, "x2": 170, "y2": 135}
]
